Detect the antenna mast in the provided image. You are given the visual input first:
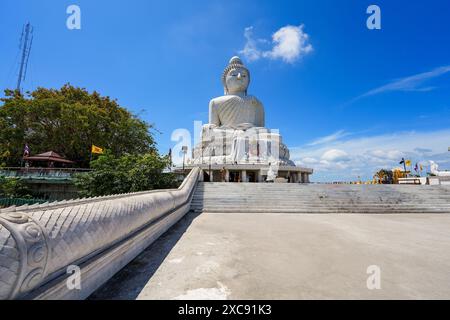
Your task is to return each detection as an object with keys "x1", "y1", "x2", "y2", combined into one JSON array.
[{"x1": 16, "y1": 22, "x2": 33, "y2": 92}]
